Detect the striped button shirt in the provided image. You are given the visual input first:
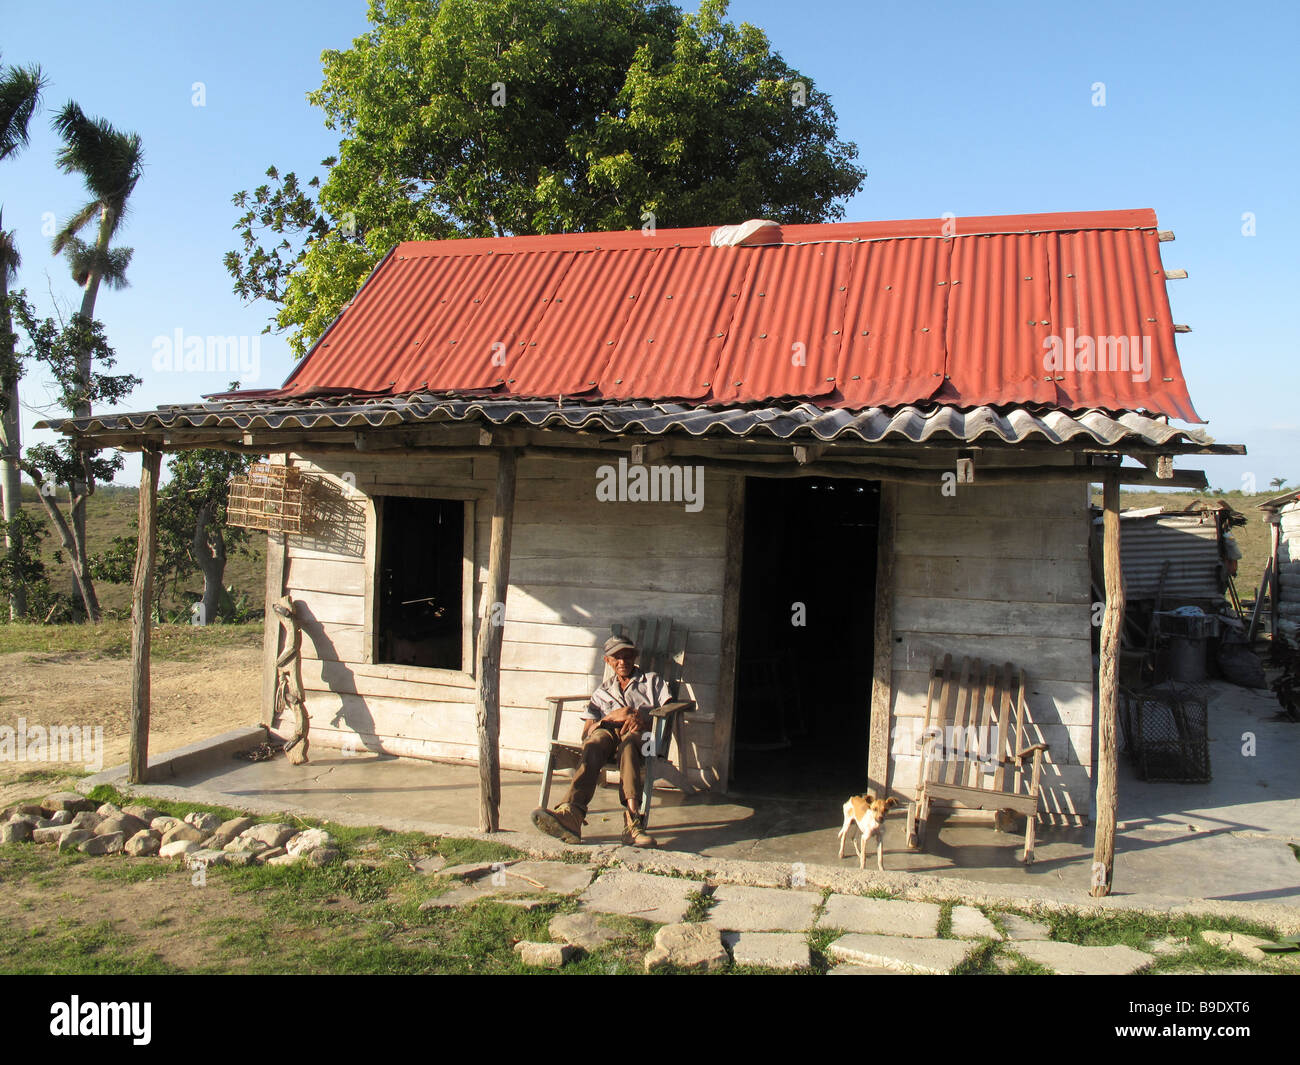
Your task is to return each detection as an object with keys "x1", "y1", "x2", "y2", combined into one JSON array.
[{"x1": 584, "y1": 667, "x2": 672, "y2": 722}]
